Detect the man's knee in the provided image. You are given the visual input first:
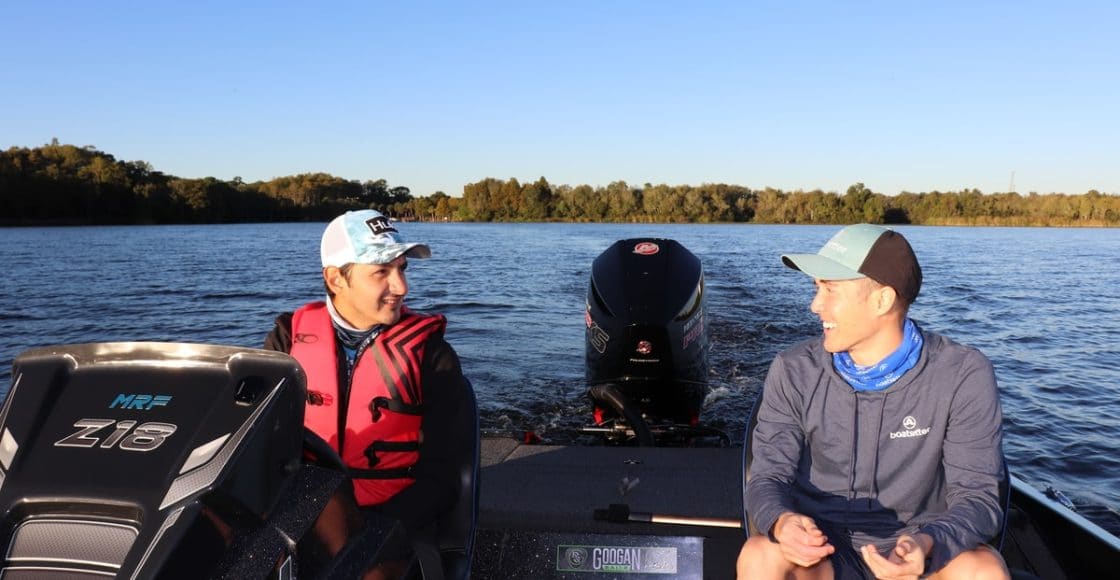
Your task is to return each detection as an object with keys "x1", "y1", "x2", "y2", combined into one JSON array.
[
  {"x1": 933, "y1": 545, "x2": 1009, "y2": 580},
  {"x1": 737, "y1": 536, "x2": 833, "y2": 580},
  {"x1": 738, "y1": 536, "x2": 772, "y2": 564},
  {"x1": 737, "y1": 536, "x2": 782, "y2": 576}
]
